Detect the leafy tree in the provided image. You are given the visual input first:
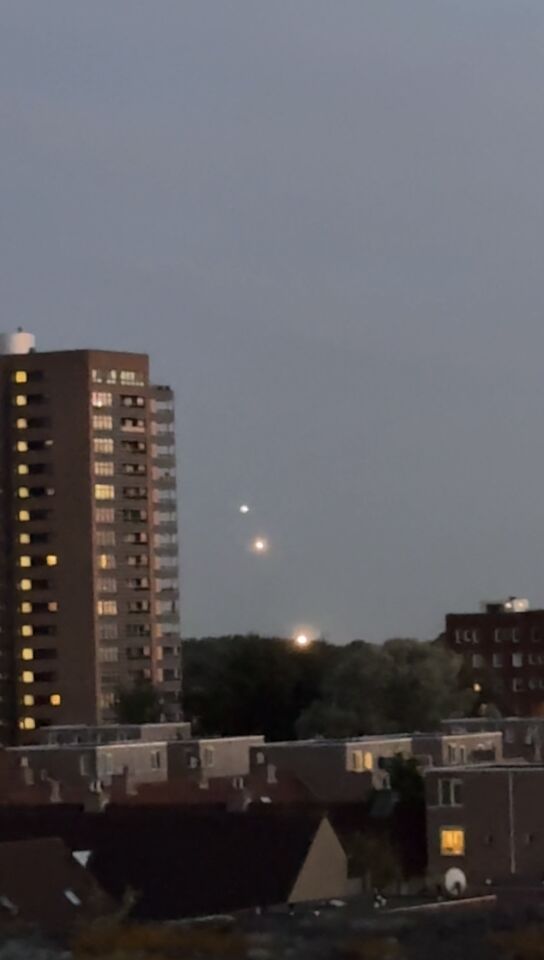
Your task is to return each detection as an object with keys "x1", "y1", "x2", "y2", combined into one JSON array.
[
  {"x1": 115, "y1": 681, "x2": 162, "y2": 724},
  {"x1": 348, "y1": 830, "x2": 401, "y2": 891}
]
